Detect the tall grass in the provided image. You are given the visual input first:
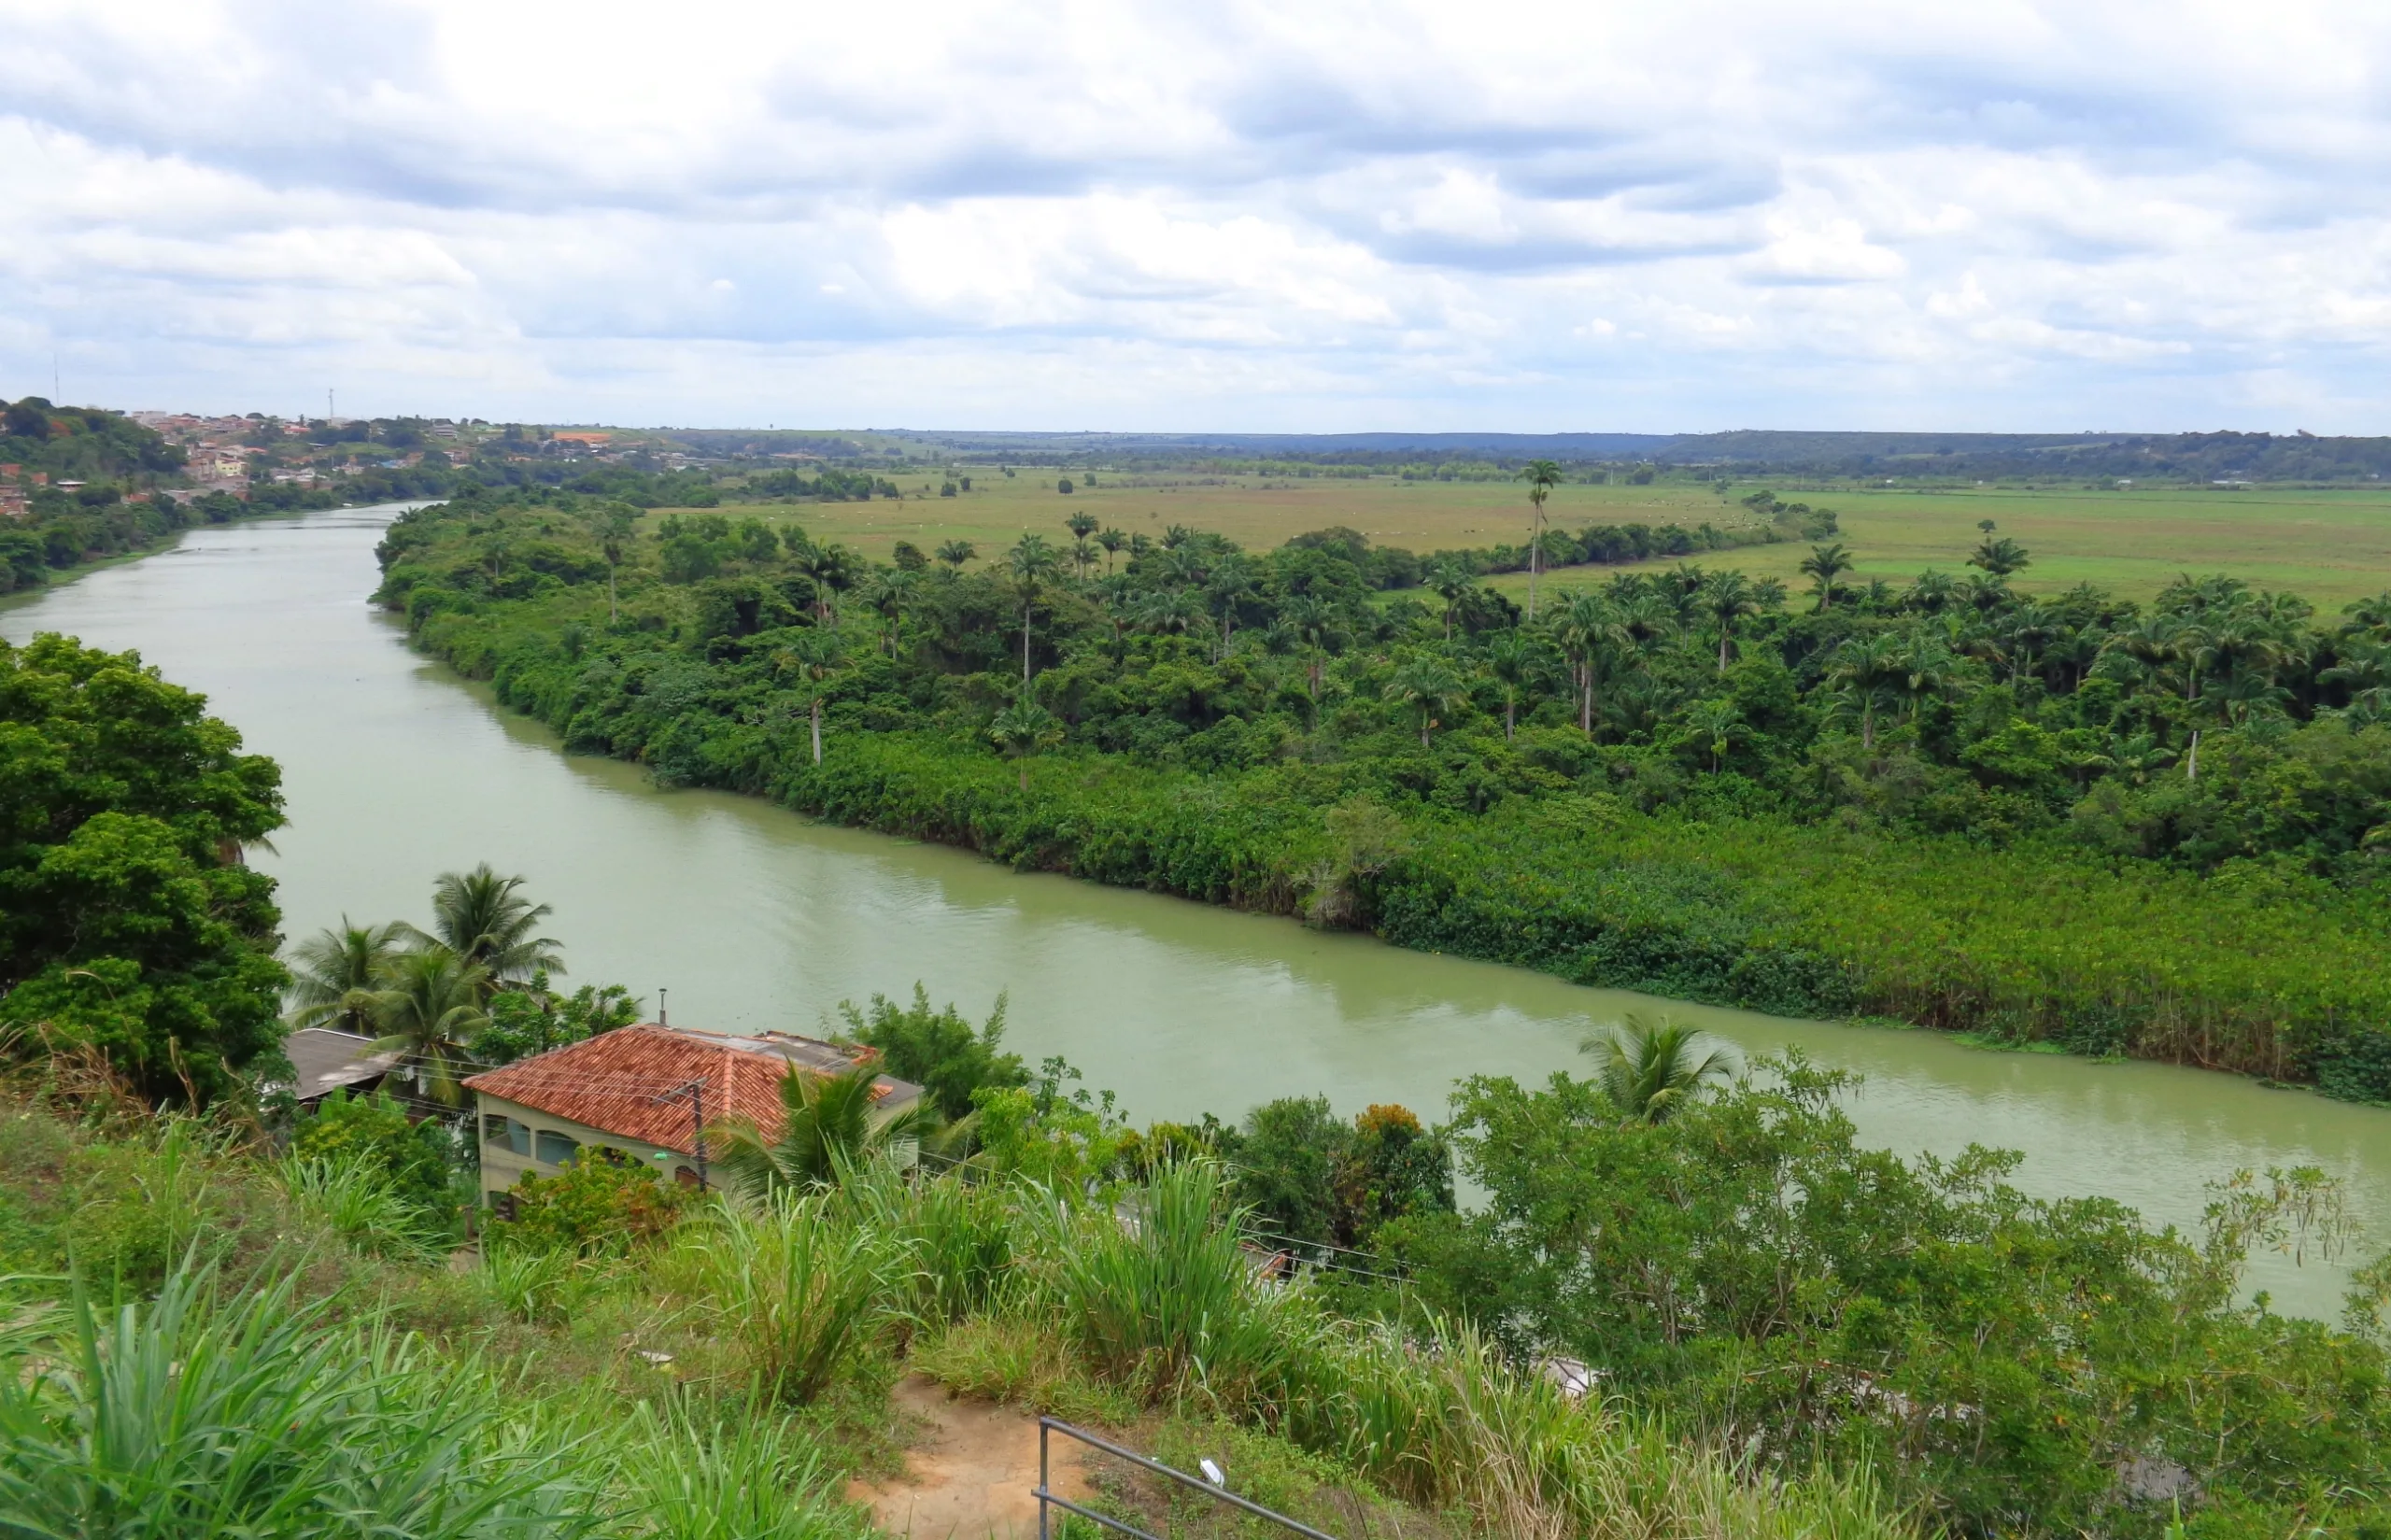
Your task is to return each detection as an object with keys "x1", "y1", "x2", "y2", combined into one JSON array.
[
  {"x1": 1277, "y1": 1318, "x2": 1912, "y2": 1540},
  {"x1": 835, "y1": 1158, "x2": 1018, "y2": 1323},
  {"x1": 675, "y1": 1193, "x2": 891, "y2": 1406},
  {"x1": 276, "y1": 1151, "x2": 446, "y2": 1262},
  {"x1": 608, "y1": 1402, "x2": 869, "y2": 1540},
  {"x1": 0, "y1": 1265, "x2": 598, "y2": 1538},
  {"x1": 1030, "y1": 1161, "x2": 1293, "y2": 1406}
]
